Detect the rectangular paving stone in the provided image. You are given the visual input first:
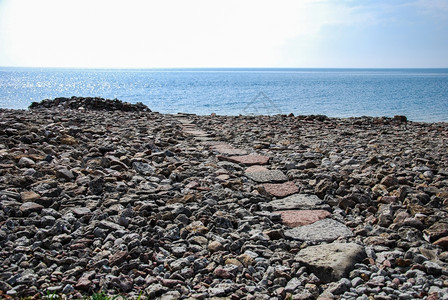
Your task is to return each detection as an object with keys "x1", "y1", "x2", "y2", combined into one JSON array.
[
  {"x1": 246, "y1": 170, "x2": 288, "y2": 183},
  {"x1": 269, "y1": 194, "x2": 330, "y2": 211},
  {"x1": 218, "y1": 154, "x2": 270, "y2": 166},
  {"x1": 211, "y1": 144, "x2": 248, "y2": 155},
  {"x1": 277, "y1": 210, "x2": 331, "y2": 227},
  {"x1": 295, "y1": 243, "x2": 366, "y2": 282},
  {"x1": 284, "y1": 218, "x2": 354, "y2": 242},
  {"x1": 262, "y1": 181, "x2": 299, "y2": 198}
]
